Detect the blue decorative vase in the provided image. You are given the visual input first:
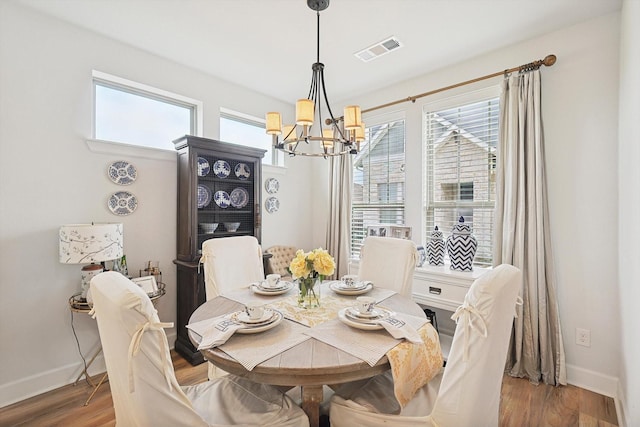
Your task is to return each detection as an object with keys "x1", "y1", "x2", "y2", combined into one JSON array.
[
  {"x1": 416, "y1": 246, "x2": 427, "y2": 267},
  {"x1": 427, "y1": 226, "x2": 445, "y2": 266},
  {"x1": 446, "y1": 217, "x2": 477, "y2": 271}
]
